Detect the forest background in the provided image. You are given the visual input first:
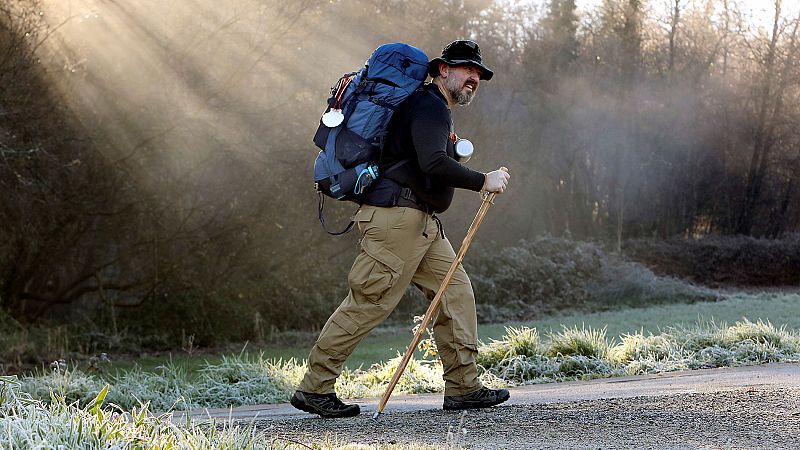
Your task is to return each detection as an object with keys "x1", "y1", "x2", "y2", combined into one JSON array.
[{"x1": 2, "y1": 0, "x2": 800, "y2": 369}]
